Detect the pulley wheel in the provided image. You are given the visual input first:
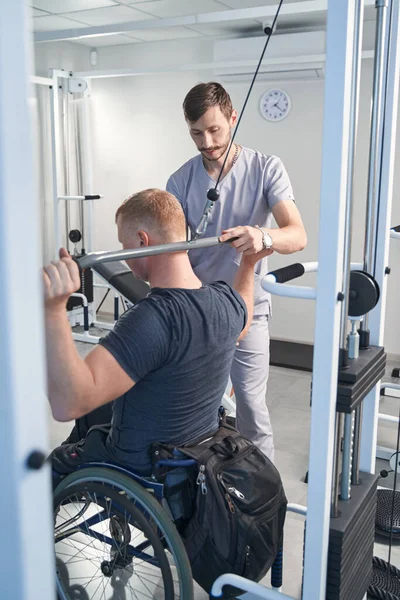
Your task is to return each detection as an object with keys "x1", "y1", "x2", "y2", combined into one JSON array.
[
  {"x1": 348, "y1": 270, "x2": 380, "y2": 317},
  {"x1": 69, "y1": 229, "x2": 82, "y2": 244},
  {"x1": 390, "y1": 452, "x2": 400, "y2": 474}
]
